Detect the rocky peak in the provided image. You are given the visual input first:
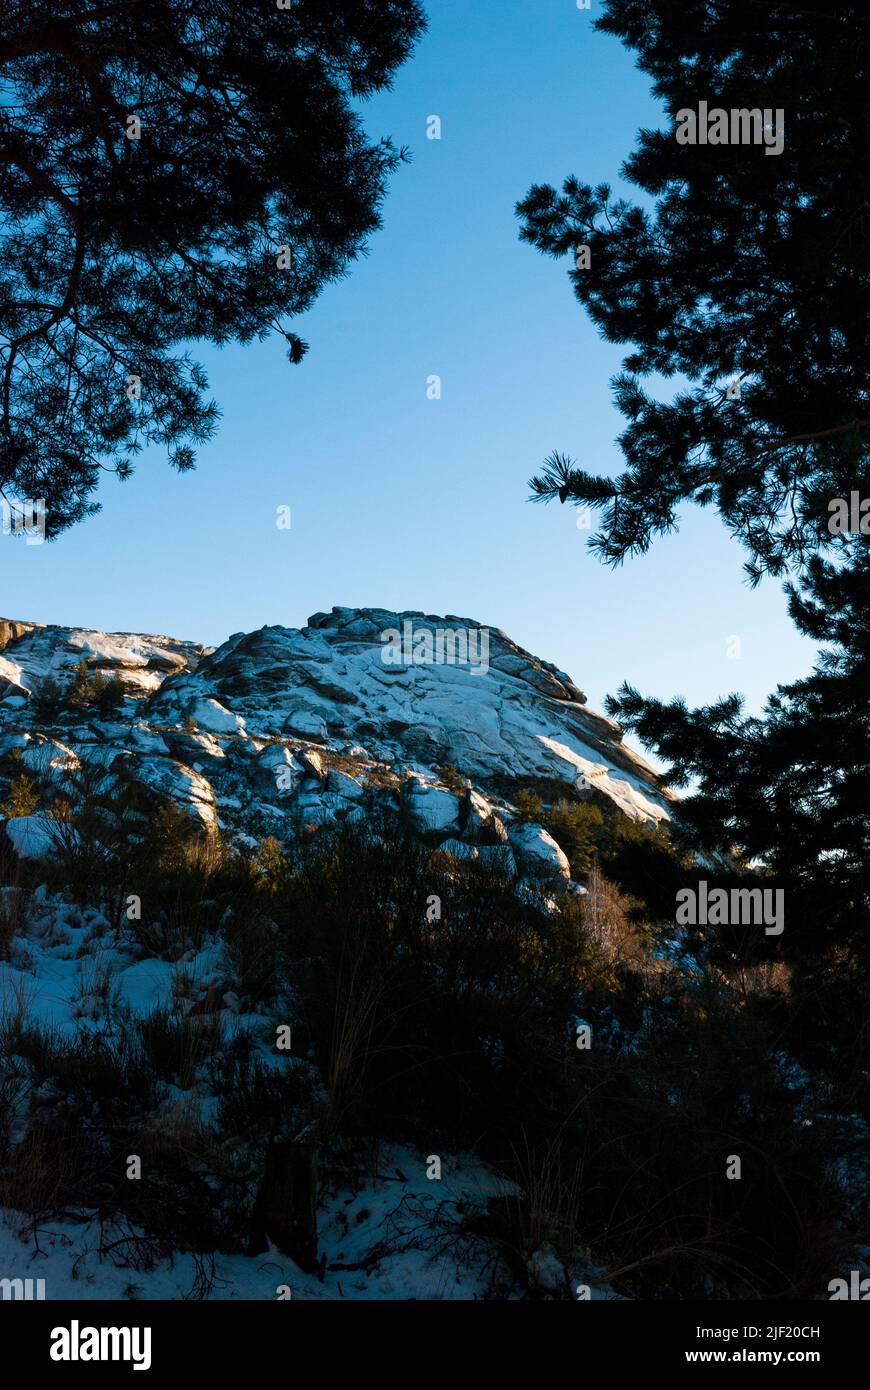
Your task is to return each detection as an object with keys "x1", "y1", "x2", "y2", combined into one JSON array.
[{"x1": 0, "y1": 605, "x2": 672, "y2": 885}]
